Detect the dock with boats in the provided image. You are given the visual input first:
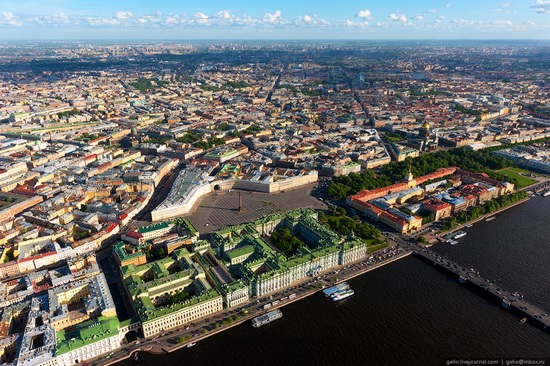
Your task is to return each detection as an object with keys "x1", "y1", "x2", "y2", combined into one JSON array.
[
  {"x1": 323, "y1": 282, "x2": 355, "y2": 302},
  {"x1": 251, "y1": 309, "x2": 283, "y2": 328},
  {"x1": 443, "y1": 230, "x2": 467, "y2": 245},
  {"x1": 323, "y1": 282, "x2": 349, "y2": 297}
]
